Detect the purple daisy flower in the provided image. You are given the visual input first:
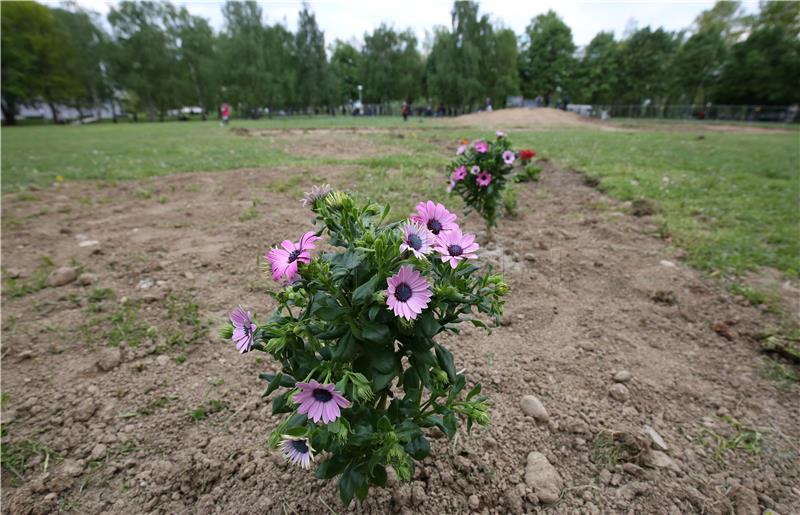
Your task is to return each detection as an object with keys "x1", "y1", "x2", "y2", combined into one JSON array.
[
  {"x1": 386, "y1": 265, "x2": 432, "y2": 320},
  {"x1": 295, "y1": 380, "x2": 351, "y2": 424},
  {"x1": 452, "y1": 166, "x2": 467, "y2": 181},
  {"x1": 474, "y1": 140, "x2": 488, "y2": 153},
  {"x1": 400, "y1": 222, "x2": 433, "y2": 258},
  {"x1": 476, "y1": 171, "x2": 492, "y2": 188},
  {"x1": 230, "y1": 305, "x2": 256, "y2": 353},
  {"x1": 502, "y1": 150, "x2": 515, "y2": 165},
  {"x1": 266, "y1": 231, "x2": 321, "y2": 283},
  {"x1": 470, "y1": 165, "x2": 480, "y2": 175},
  {"x1": 496, "y1": 130, "x2": 506, "y2": 138},
  {"x1": 301, "y1": 184, "x2": 331, "y2": 207},
  {"x1": 281, "y1": 436, "x2": 314, "y2": 469},
  {"x1": 456, "y1": 144, "x2": 467, "y2": 155},
  {"x1": 447, "y1": 179, "x2": 456, "y2": 193},
  {"x1": 433, "y1": 228, "x2": 480, "y2": 269},
  {"x1": 410, "y1": 201, "x2": 458, "y2": 236}
]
